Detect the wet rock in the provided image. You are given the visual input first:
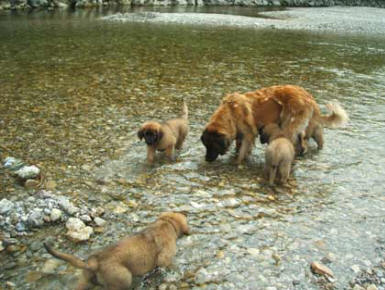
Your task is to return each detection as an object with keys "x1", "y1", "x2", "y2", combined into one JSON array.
[
  {"x1": 27, "y1": 209, "x2": 45, "y2": 227},
  {"x1": 15, "y1": 222, "x2": 26, "y2": 232},
  {"x1": 321, "y1": 252, "x2": 336, "y2": 264},
  {"x1": 57, "y1": 197, "x2": 79, "y2": 215},
  {"x1": 0, "y1": 199, "x2": 14, "y2": 214},
  {"x1": 5, "y1": 281, "x2": 16, "y2": 288},
  {"x1": 50, "y1": 208, "x2": 62, "y2": 222},
  {"x1": 94, "y1": 217, "x2": 106, "y2": 227},
  {"x1": 66, "y1": 217, "x2": 93, "y2": 242},
  {"x1": 352, "y1": 265, "x2": 361, "y2": 274},
  {"x1": 310, "y1": 261, "x2": 334, "y2": 277},
  {"x1": 367, "y1": 285, "x2": 378, "y2": 290},
  {"x1": 29, "y1": 241, "x2": 41, "y2": 252},
  {"x1": 41, "y1": 259, "x2": 61, "y2": 274},
  {"x1": 15, "y1": 165, "x2": 40, "y2": 179},
  {"x1": 0, "y1": 241, "x2": 4, "y2": 252},
  {"x1": 45, "y1": 180, "x2": 57, "y2": 190},
  {"x1": 352, "y1": 285, "x2": 365, "y2": 290},
  {"x1": 247, "y1": 248, "x2": 260, "y2": 257},
  {"x1": 80, "y1": 214, "x2": 92, "y2": 223},
  {"x1": 24, "y1": 179, "x2": 40, "y2": 188}
]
